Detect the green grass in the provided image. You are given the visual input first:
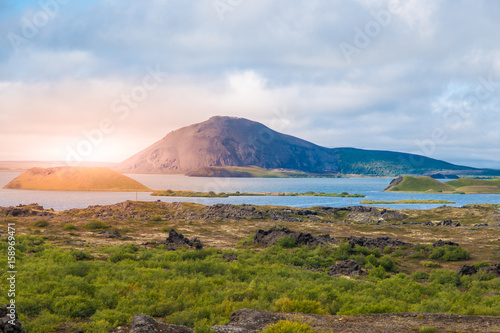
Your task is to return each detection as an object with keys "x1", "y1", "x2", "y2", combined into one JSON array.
[
  {"x1": 360, "y1": 199, "x2": 455, "y2": 205},
  {"x1": 2, "y1": 236, "x2": 497, "y2": 332}
]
